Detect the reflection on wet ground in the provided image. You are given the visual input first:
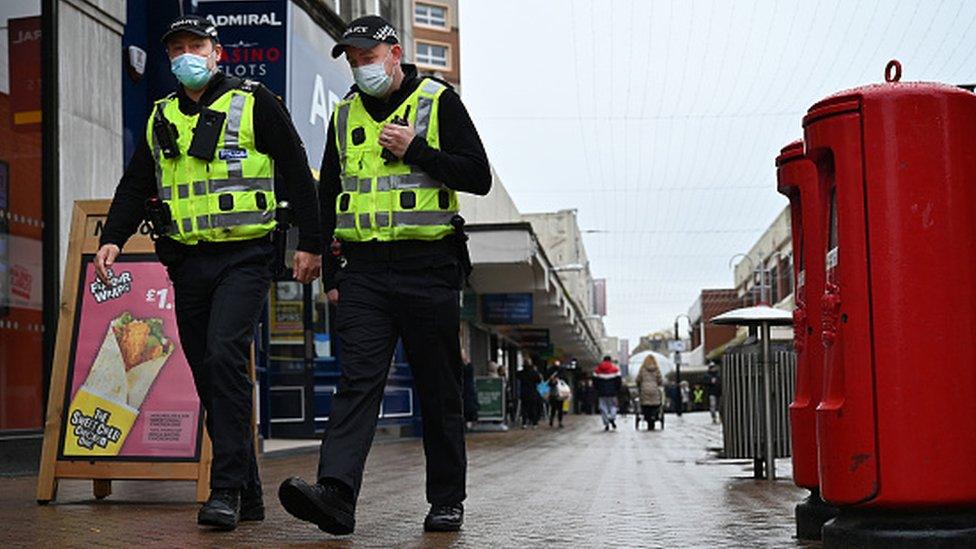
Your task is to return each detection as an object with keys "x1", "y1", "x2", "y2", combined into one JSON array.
[{"x1": 1, "y1": 413, "x2": 819, "y2": 547}]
